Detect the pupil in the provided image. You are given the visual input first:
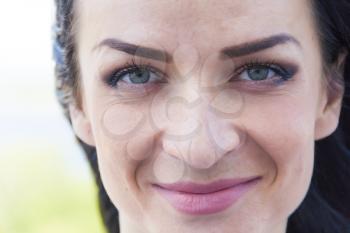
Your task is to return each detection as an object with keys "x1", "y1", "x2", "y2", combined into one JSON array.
[
  {"x1": 247, "y1": 67, "x2": 269, "y2": 81},
  {"x1": 130, "y1": 69, "x2": 150, "y2": 84}
]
